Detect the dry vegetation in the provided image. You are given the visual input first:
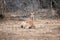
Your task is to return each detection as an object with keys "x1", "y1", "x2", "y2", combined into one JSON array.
[
  {"x1": 0, "y1": 19, "x2": 60, "y2": 40},
  {"x1": 0, "y1": 0, "x2": 60, "y2": 40}
]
